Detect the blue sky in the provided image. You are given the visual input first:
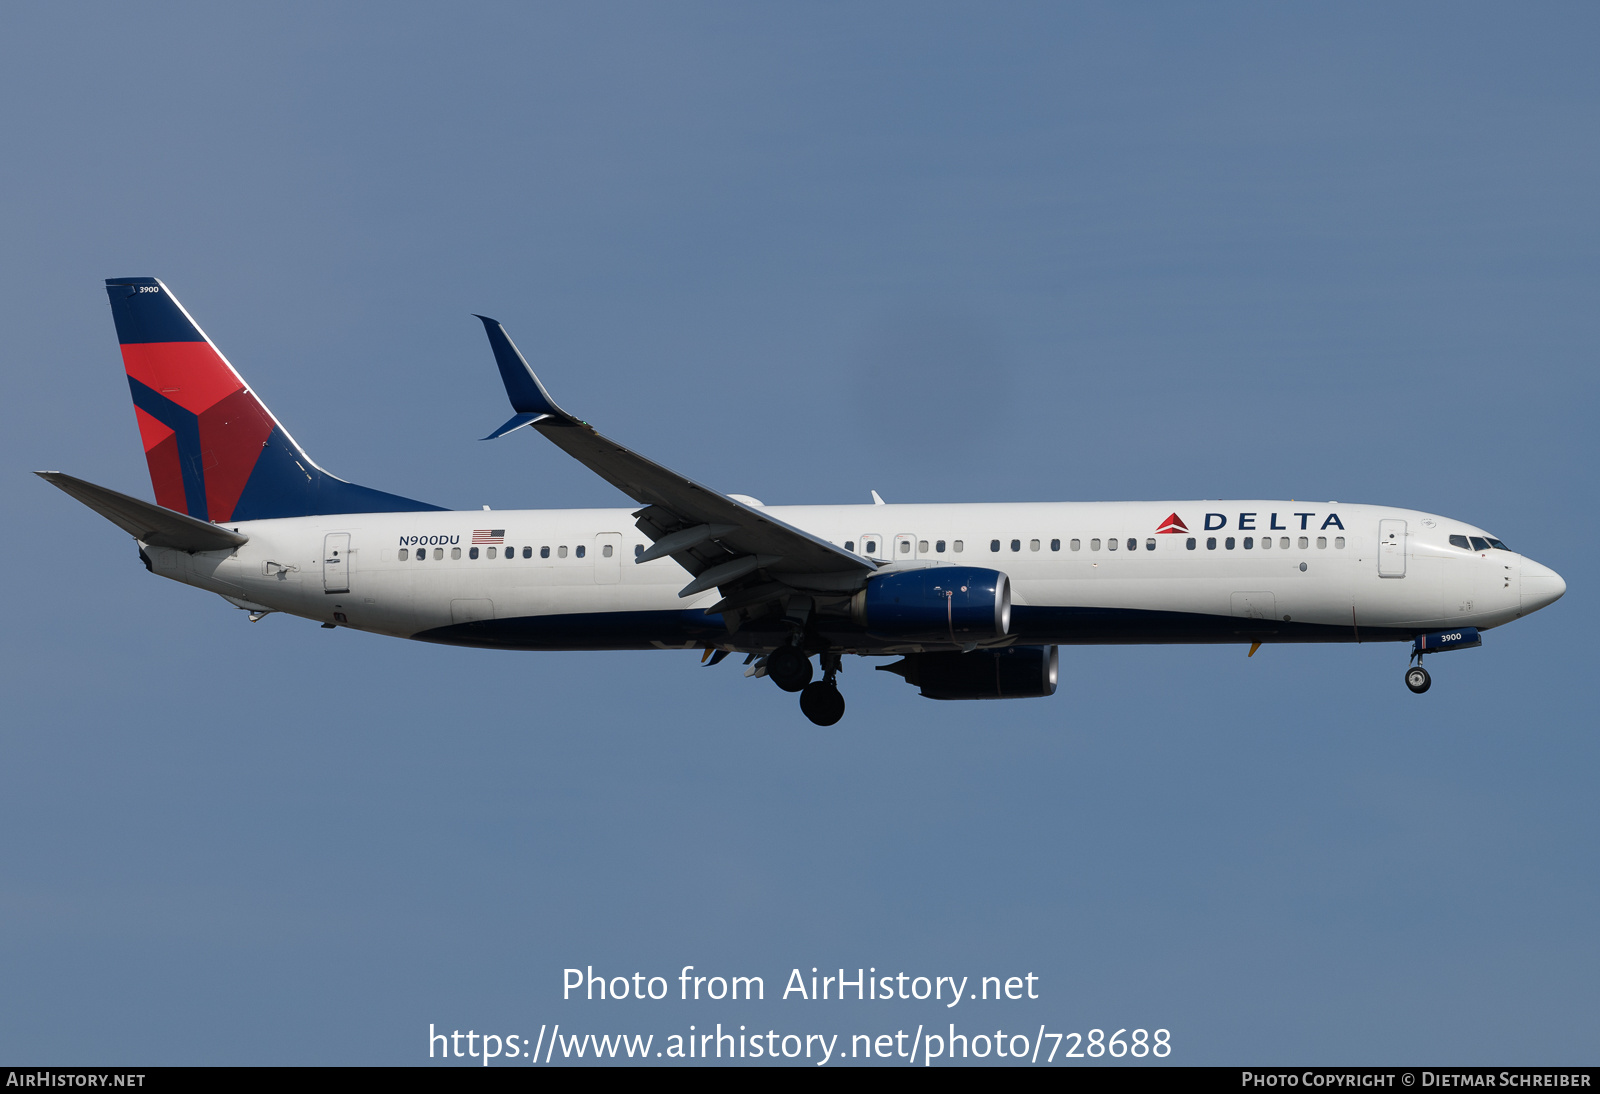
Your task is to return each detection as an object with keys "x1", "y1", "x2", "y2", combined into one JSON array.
[{"x1": 1, "y1": 3, "x2": 1595, "y2": 1065}]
